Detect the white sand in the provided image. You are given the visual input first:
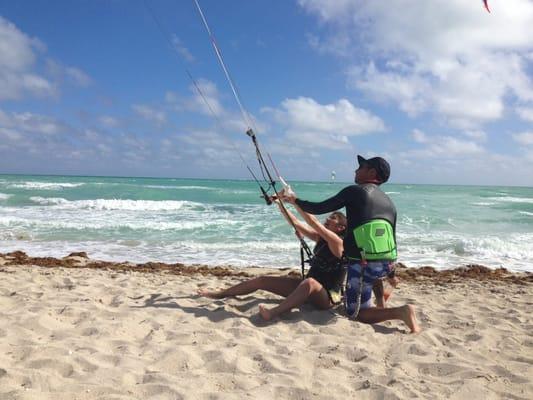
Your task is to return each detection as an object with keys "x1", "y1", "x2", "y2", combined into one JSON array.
[{"x1": 0, "y1": 257, "x2": 532, "y2": 399}]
